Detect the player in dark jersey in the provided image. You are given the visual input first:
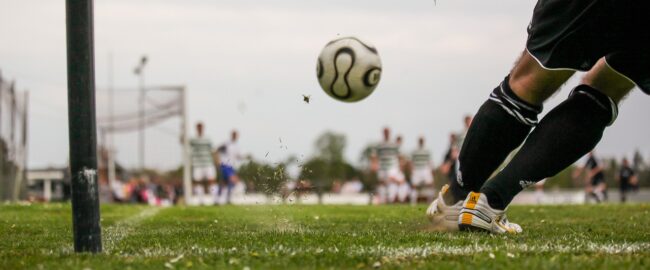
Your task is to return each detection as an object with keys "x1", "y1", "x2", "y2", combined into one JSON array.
[
  {"x1": 428, "y1": 0, "x2": 650, "y2": 233},
  {"x1": 617, "y1": 157, "x2": 638, "y2": 203},
  {"x1": 440, "y1": 133, "x2": 459, "y2": 183},
  {"x1": 574, "y1": 151, "x2": 607, "y2": 203}
]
